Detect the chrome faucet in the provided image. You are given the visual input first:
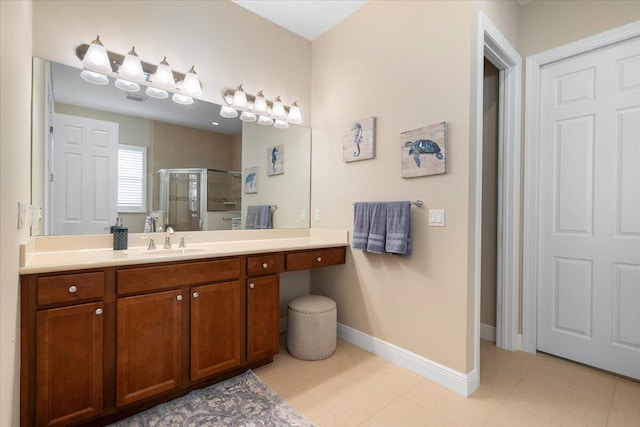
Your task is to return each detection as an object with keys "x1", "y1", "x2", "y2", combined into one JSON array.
[
  {"x1": 164, "y1": 226, "x2": 174, "y2": 249},
  {"x1": 179, "y1": 236, "x2": 186, "y2": 248},
  {"x1": 147, "y1": 238, "x2": 156, "y2": 250}
]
